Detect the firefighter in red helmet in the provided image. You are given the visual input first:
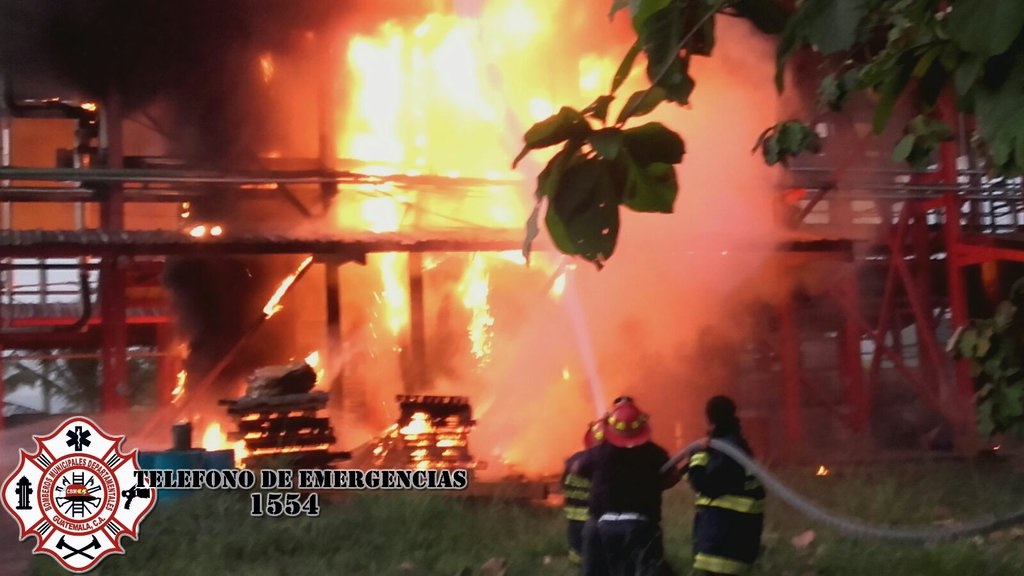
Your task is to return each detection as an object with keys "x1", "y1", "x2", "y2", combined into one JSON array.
[
  {"x1": 563, "y1": 420, "x2": 605, "y2": 564},
  {"x1": 573, "y1": 399, "x2": 681, "y2": 576}
]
